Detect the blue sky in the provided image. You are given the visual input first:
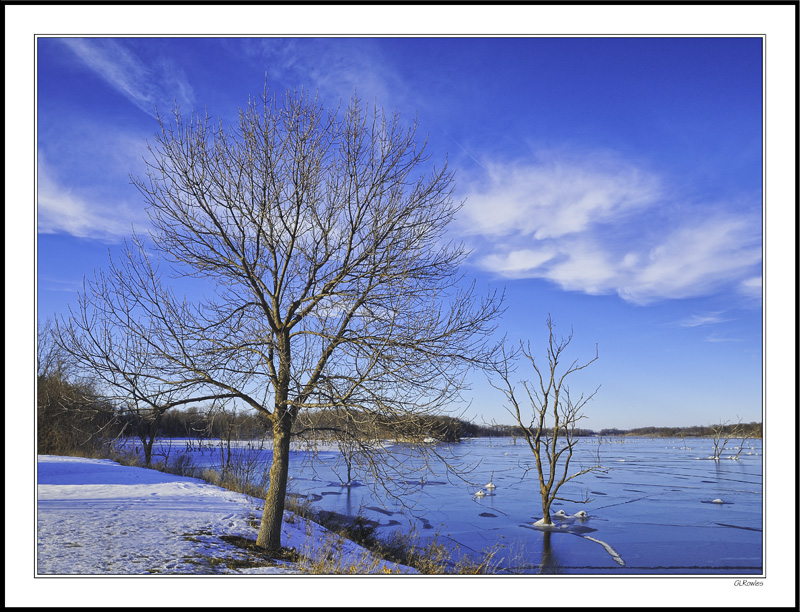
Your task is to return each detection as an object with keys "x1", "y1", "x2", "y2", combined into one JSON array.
[{"x1": 36, "y1": 36, "x2": 765, "y2": 430}]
